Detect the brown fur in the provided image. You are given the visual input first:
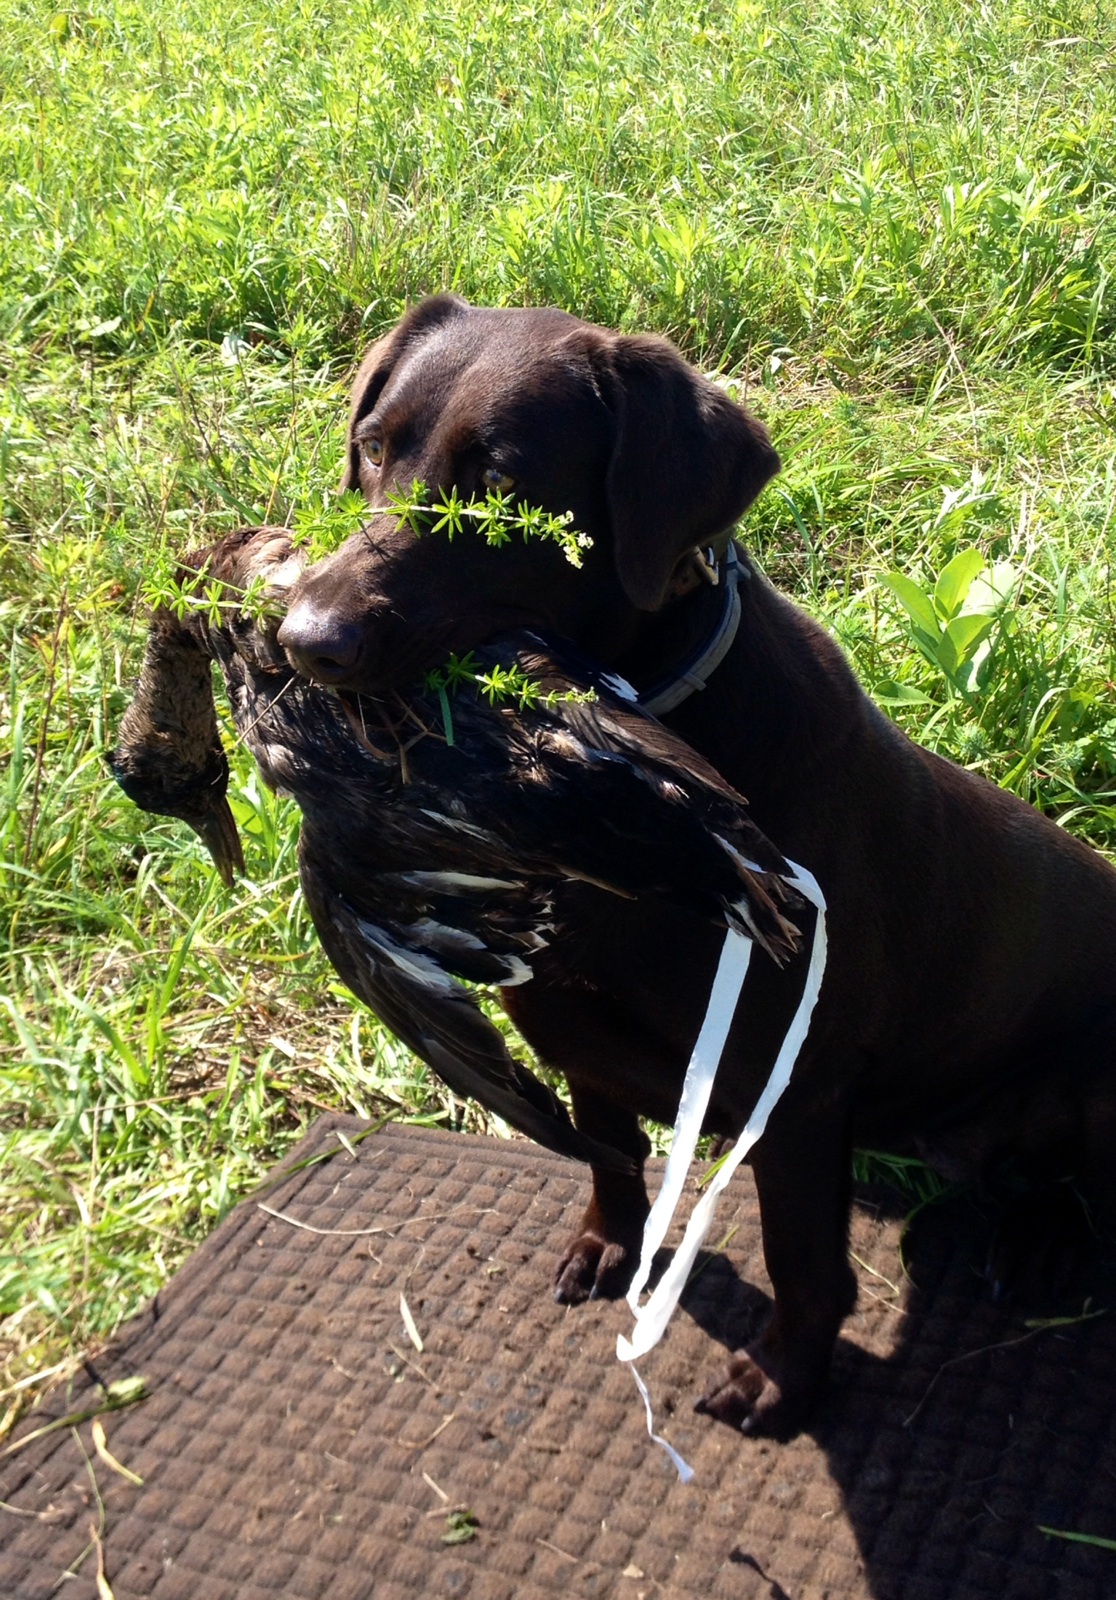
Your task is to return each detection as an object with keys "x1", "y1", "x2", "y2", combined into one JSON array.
[{"x1": 278, "y1": 297, "x2": 1116, "y2": 1436}]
